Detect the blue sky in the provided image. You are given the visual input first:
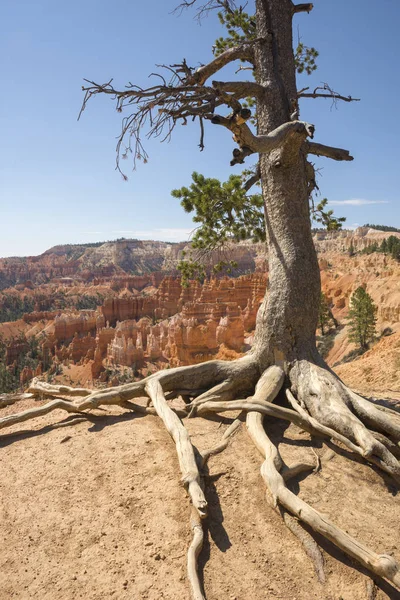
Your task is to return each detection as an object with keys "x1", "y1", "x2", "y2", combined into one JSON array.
[{"x1": 1, "y1": 0, "x2": 399, "y2": 257}]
